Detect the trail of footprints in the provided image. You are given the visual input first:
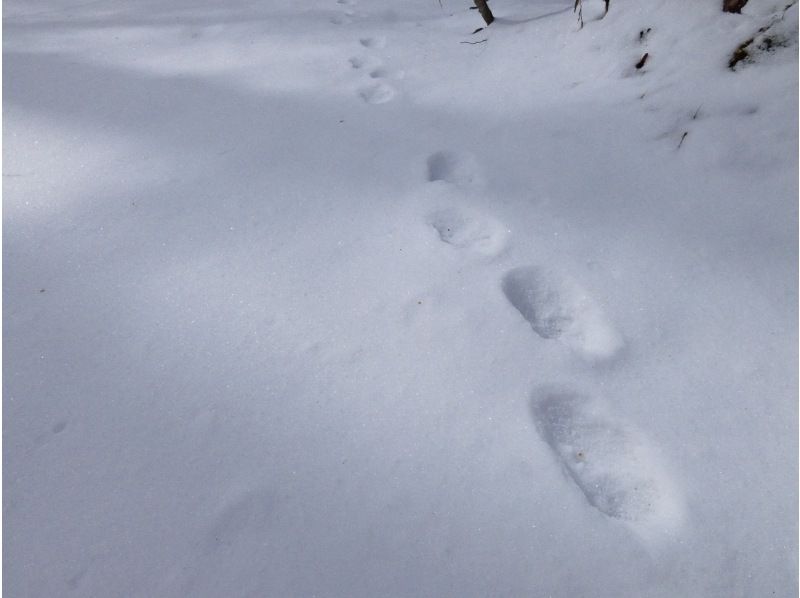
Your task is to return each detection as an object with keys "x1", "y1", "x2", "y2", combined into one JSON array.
[
  {"x1": 355, "y1": 36, "x2": 397, "y2": 105},
  {"x1": 332, "y1": 0, "x2": 681, "y2": 539},
  {"x1": 421, "y1": 150, "x2": 683, "y2": 542},
  {"x1": 333, "y1": 0, "x2": 398, "y2": 104}
]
